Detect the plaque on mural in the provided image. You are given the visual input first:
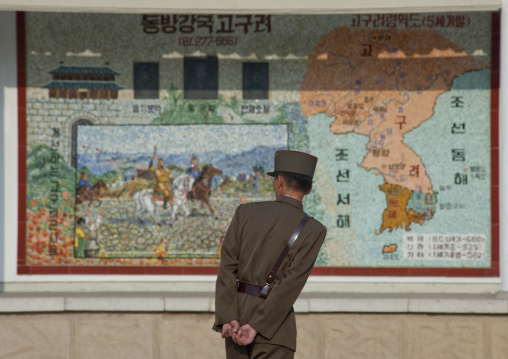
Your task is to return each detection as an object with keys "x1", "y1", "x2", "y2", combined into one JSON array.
[{"x1": 19, "y1": 11, "x2": 498, "y2": 274}]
